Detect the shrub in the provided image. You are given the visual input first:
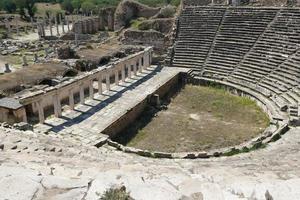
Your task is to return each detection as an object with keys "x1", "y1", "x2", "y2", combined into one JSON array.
[{"x1": 100, "y1": 186, "x2": 133, "y2": 200}]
